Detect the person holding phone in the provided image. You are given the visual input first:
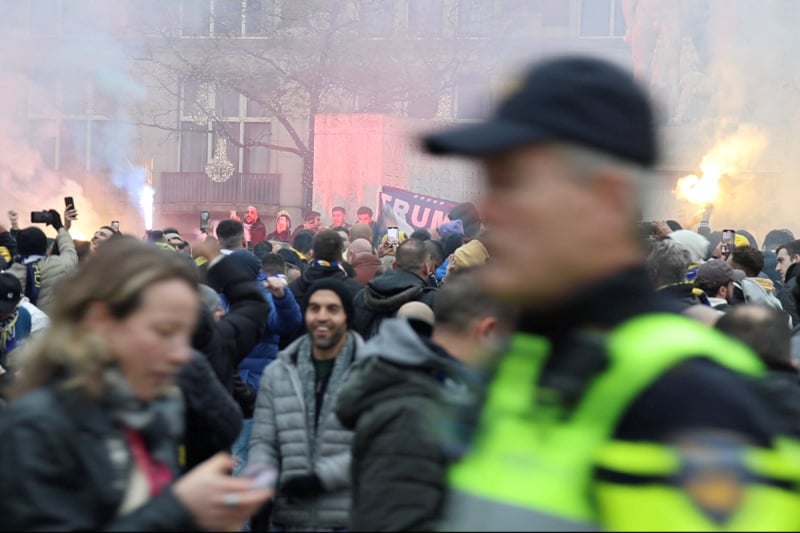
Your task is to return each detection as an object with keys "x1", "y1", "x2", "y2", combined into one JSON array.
[{"x1": 0, "y1": 237, "x2": 273, "y2": 531}]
